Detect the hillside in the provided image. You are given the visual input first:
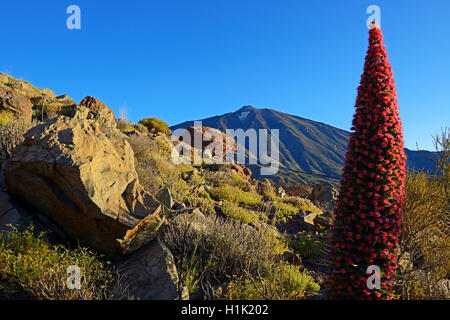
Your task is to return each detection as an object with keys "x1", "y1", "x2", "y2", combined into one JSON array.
[{"x1": 171, "y1": 106, "x2": 437, "y2": 184}]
